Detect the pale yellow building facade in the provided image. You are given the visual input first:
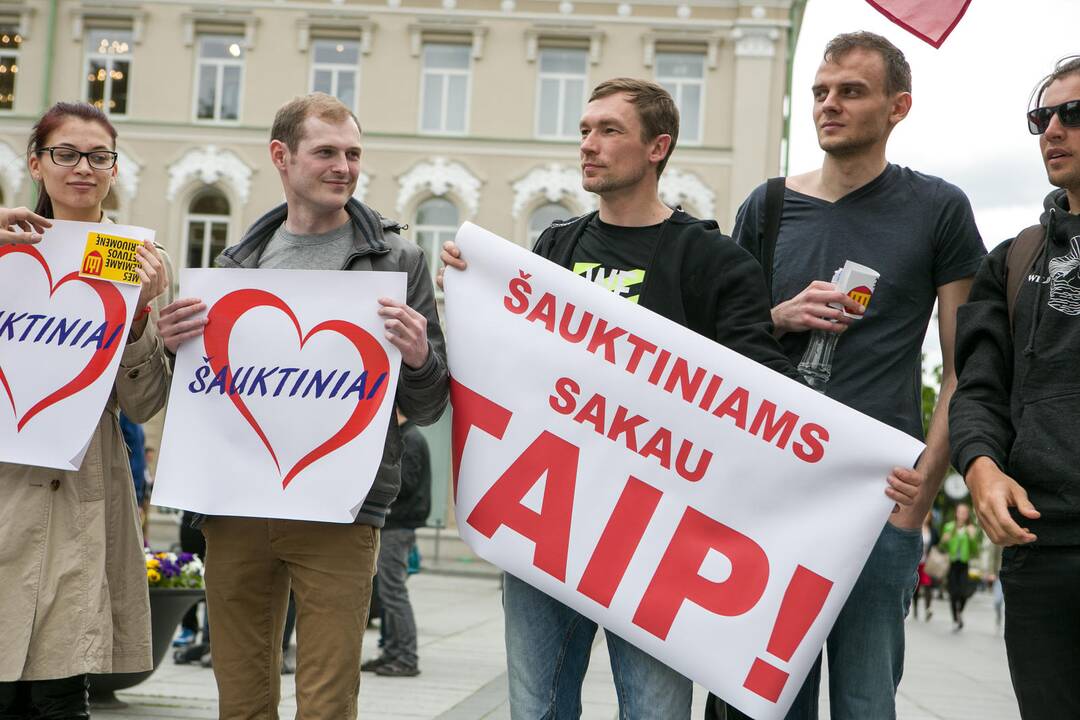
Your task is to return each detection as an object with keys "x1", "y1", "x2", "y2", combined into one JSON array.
[
  {"x1": 0, "y1": 0, "x2": 797, "y2": 520},
  {"x1": 0, "y1": 0, "x2": 795, "y2": 259}
]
